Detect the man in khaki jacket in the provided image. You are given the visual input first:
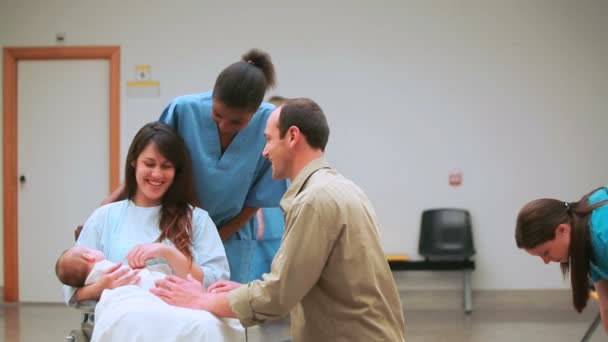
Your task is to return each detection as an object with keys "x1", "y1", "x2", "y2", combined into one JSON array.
[{"x1": 152, "y1": 98, "x2": 406, "y2": 342}]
